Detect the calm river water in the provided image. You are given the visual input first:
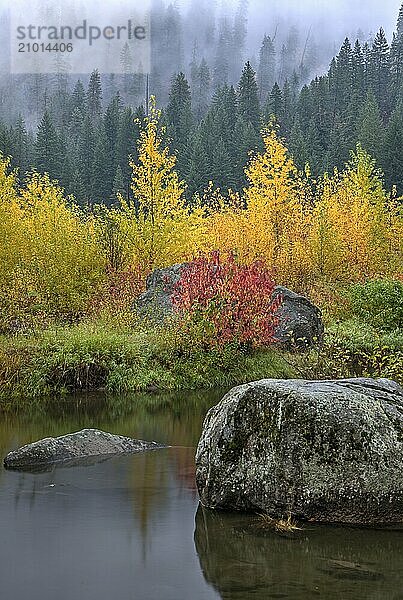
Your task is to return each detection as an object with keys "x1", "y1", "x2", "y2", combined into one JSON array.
[{"x1": 0, "y1": 390, "x2": 402, "y2": 600}]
